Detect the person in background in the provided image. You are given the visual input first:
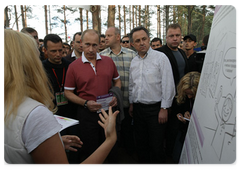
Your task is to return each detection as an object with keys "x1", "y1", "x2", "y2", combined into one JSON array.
[
  {"x1": 64, "y1": 29, "x2": 121, "y2": 162},
  {"x1": 99, "y1": 34, "x2": 107, "y2": 52},
  {"x1": 63, "y1": 42, "x2": 71, "y2": 57},
  {"x1": 65, "y1": 32, "x2": 82, "y2": 63},
  {"x1": 155, "y1": 23, "x2": 189, "y2": 162},
  {"x1": 21, "y1": 27, "x2": 45, "y2": 61},
  {"x1": 121, "y1": 35, "x2": 131, "y2": 49},
  {"x1": 129, "y1": 26, "x2": 175, "y2": 163},
  {"x1": 150, "y1": 37, "x2": 162, "y2": 49},
  {"x1": 42, "y1": 34, "x2": 71, "y2": 118},
  {"x1": 4, "y1": 29, "x2": 119, "y2": 164},
  {"x1": 173, "y1": 71, "x2": 200, "y2": 163},
  {"x1": 183, "y1": 34, "x2": 198, "y2": 72},
  {"x1": 39, "y1": 39, "x2": 44, "y2": 48},
  {"x1": 100, "y1": 27, "x2": 137, "y2": 156}
]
